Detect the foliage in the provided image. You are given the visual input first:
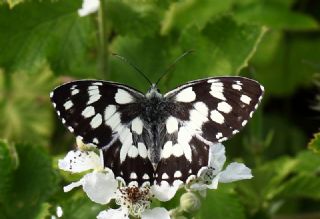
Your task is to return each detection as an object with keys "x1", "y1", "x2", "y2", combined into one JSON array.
[{"x1": 0, "y1": 0, "x2": 319, "y2": 218}]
